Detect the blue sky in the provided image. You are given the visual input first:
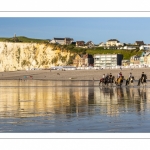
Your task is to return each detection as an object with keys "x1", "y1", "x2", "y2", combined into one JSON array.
[{"x1": 0, "y1": 17, "x2": 150, "y2": 44}]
